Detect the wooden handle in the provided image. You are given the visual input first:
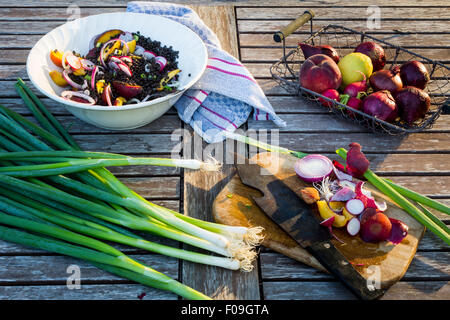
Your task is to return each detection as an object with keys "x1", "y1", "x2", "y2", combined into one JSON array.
[{"x1": 273, "y1": 10, "x2": 315, "y2": 43}]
